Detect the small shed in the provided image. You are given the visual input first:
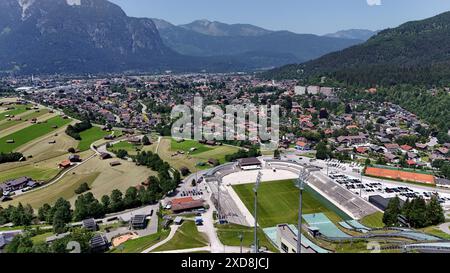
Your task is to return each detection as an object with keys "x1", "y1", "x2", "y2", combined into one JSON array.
[
  {"x1": 82, "y1": 218, "x2": 98, "y2": 231},
  {"x1": 174, "y1": 216, "x2": 183, "y2": 225},
  {"x1": 110, "y1": 161, "x2": 121, "y2": 167}
]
